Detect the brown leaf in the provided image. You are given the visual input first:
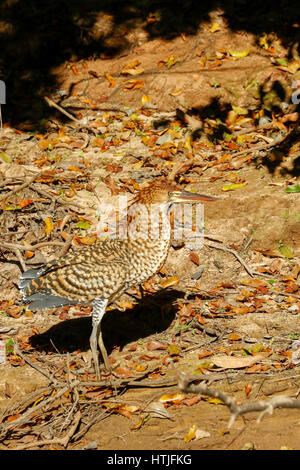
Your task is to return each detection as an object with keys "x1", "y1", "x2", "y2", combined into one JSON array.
[
  {"x1": 229, "y1": 306, "x2": 250, "y2": 315},
  {"x1": 198, "y1": 349, "x2": 213, "y2": 359},
  {"x1": 189, "y1": 252, "x2": 200, "y2": 265},
  {"x1": 227, "y1": 333, "x2": 242, "y2": 341},
  {"x1": 245, "y1": 383, "x2": 252, "y2": 399},
  {"x1": 115, "y1": 367, "x2": 134, "y2": 378},
  {"x1": 280, "y1": 112, "x2": 299, "y2": 123},
  {"x1": 139, "y1": 354, "x2": 159, "y2": 361},
  {"x1": 147, "y1": 340, "x2": 168, "y2": 351},
  {"x1": 182, "y1": 395, "x2": 200, "y2": 406},
  {"x1": 18, "y1": 198, "x2": 33, "y2": 208},
  {"x1": 104, "y1": 163, "x2": 123, "y2": 173},
  {"x1": 71, "y1": 65, "x2": 79, "y2": 75},
  {"x1": 211, "y1": 354, "x2": 264, "y2": 369},
  {"x1": 5, "y1": 413, "x2": 21, "y2": 423}
]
